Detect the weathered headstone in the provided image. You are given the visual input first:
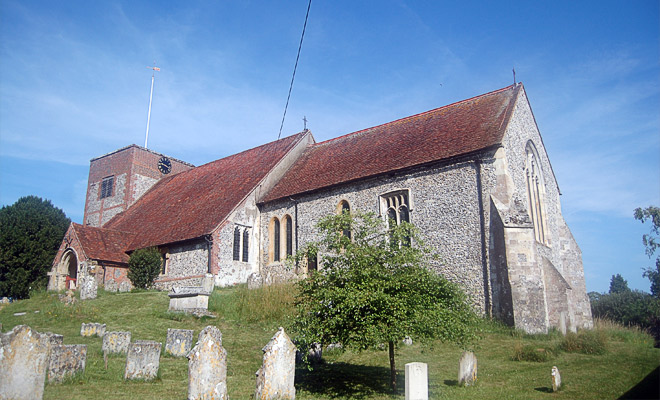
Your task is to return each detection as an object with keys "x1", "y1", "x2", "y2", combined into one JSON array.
[
  {"x1": 202, "y1": 273, "x2": 215, "y2": 293},
  {"x1": 552, "y1": 366, "x2": 561, "y2": 392},
  {"x1": 47, "y1": 344, "x2": 87, "y2": 383},
  {"x1": 80, "y1": 322, "x2": 106, "y2": 337},
  {"x1": 247, "y1": 272, "x2": 263, "y2": 289},
  {"x1": 124, "y1": 340, "x2": 162, "y2": 380},
  {"x1": 79, "y1": 275, "x2": 98, "y2": 300},
  {"x1": 188, "y1": 326, "x2": 228, "y2": 400},
  {"x1": 104, "y1": 279, "x2": 118, "y2": 292},
  {"x1": 59, "y1": 290, "x2": 77, "y2": 305},
  {"x1": 165, "y1": 328, "x2": 194, "y2": 357},
  {"x1": 405, "y1": 362, "x2": 428, "y2": 400},
  {"x1": 458, "y1": 351, "x2": 478, "y2": 386},
  {"x1": 403, "y1": 336, "x2": 413, "y2": 346},
  {"x1": 118, "y1": 281, "x2": 132, "y2": 292},
  {"x1": 102, "y1": 331, "x2": 132, "y2": 354},
  {"x1": 255, "y1": 327, "x2": 296, "y2": 400},
  {"x1": 0, "y1": 325, "x2": 50, "y2": 400}
]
